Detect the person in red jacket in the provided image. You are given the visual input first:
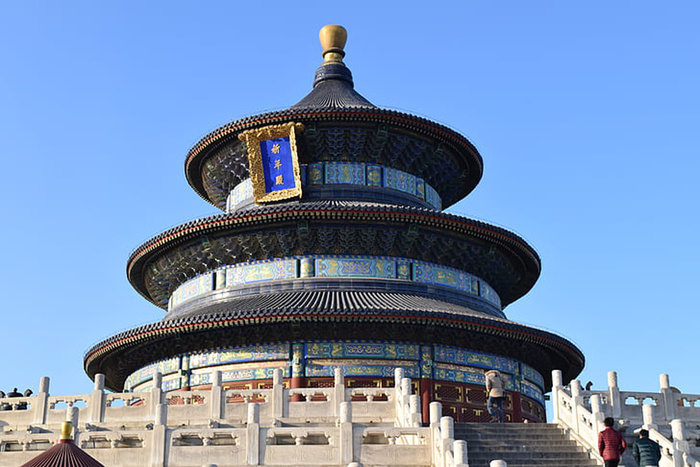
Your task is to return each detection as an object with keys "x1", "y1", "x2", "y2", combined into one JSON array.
[{"x1": 599, "y1": 417, "x2": 627, "y2": 467}]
